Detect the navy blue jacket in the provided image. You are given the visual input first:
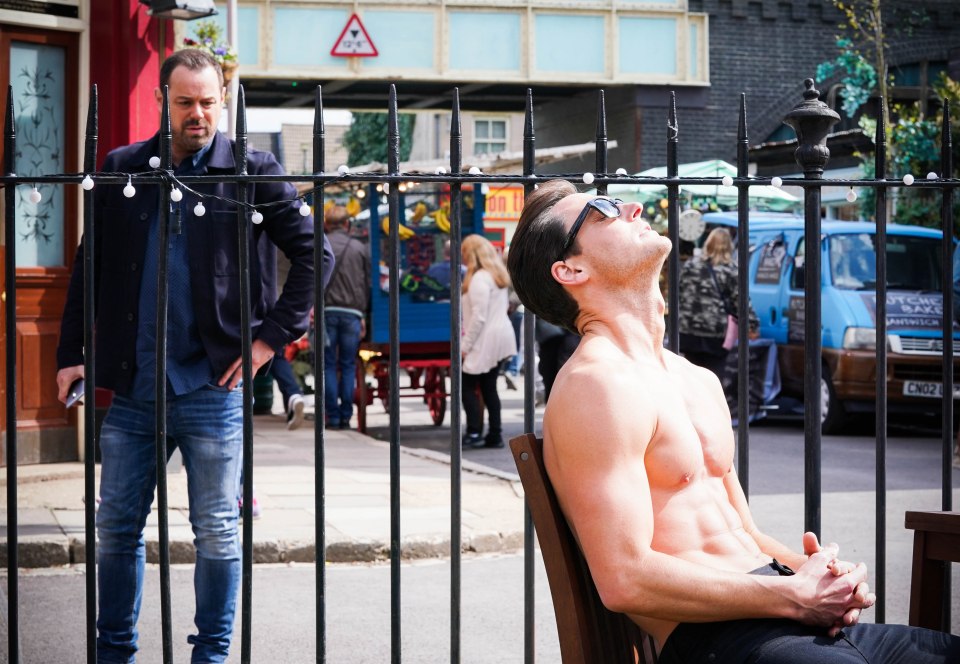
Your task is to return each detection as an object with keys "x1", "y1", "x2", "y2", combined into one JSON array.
[{"x1": 57, "y1": 131, "x2": 334, "y2": 396}]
